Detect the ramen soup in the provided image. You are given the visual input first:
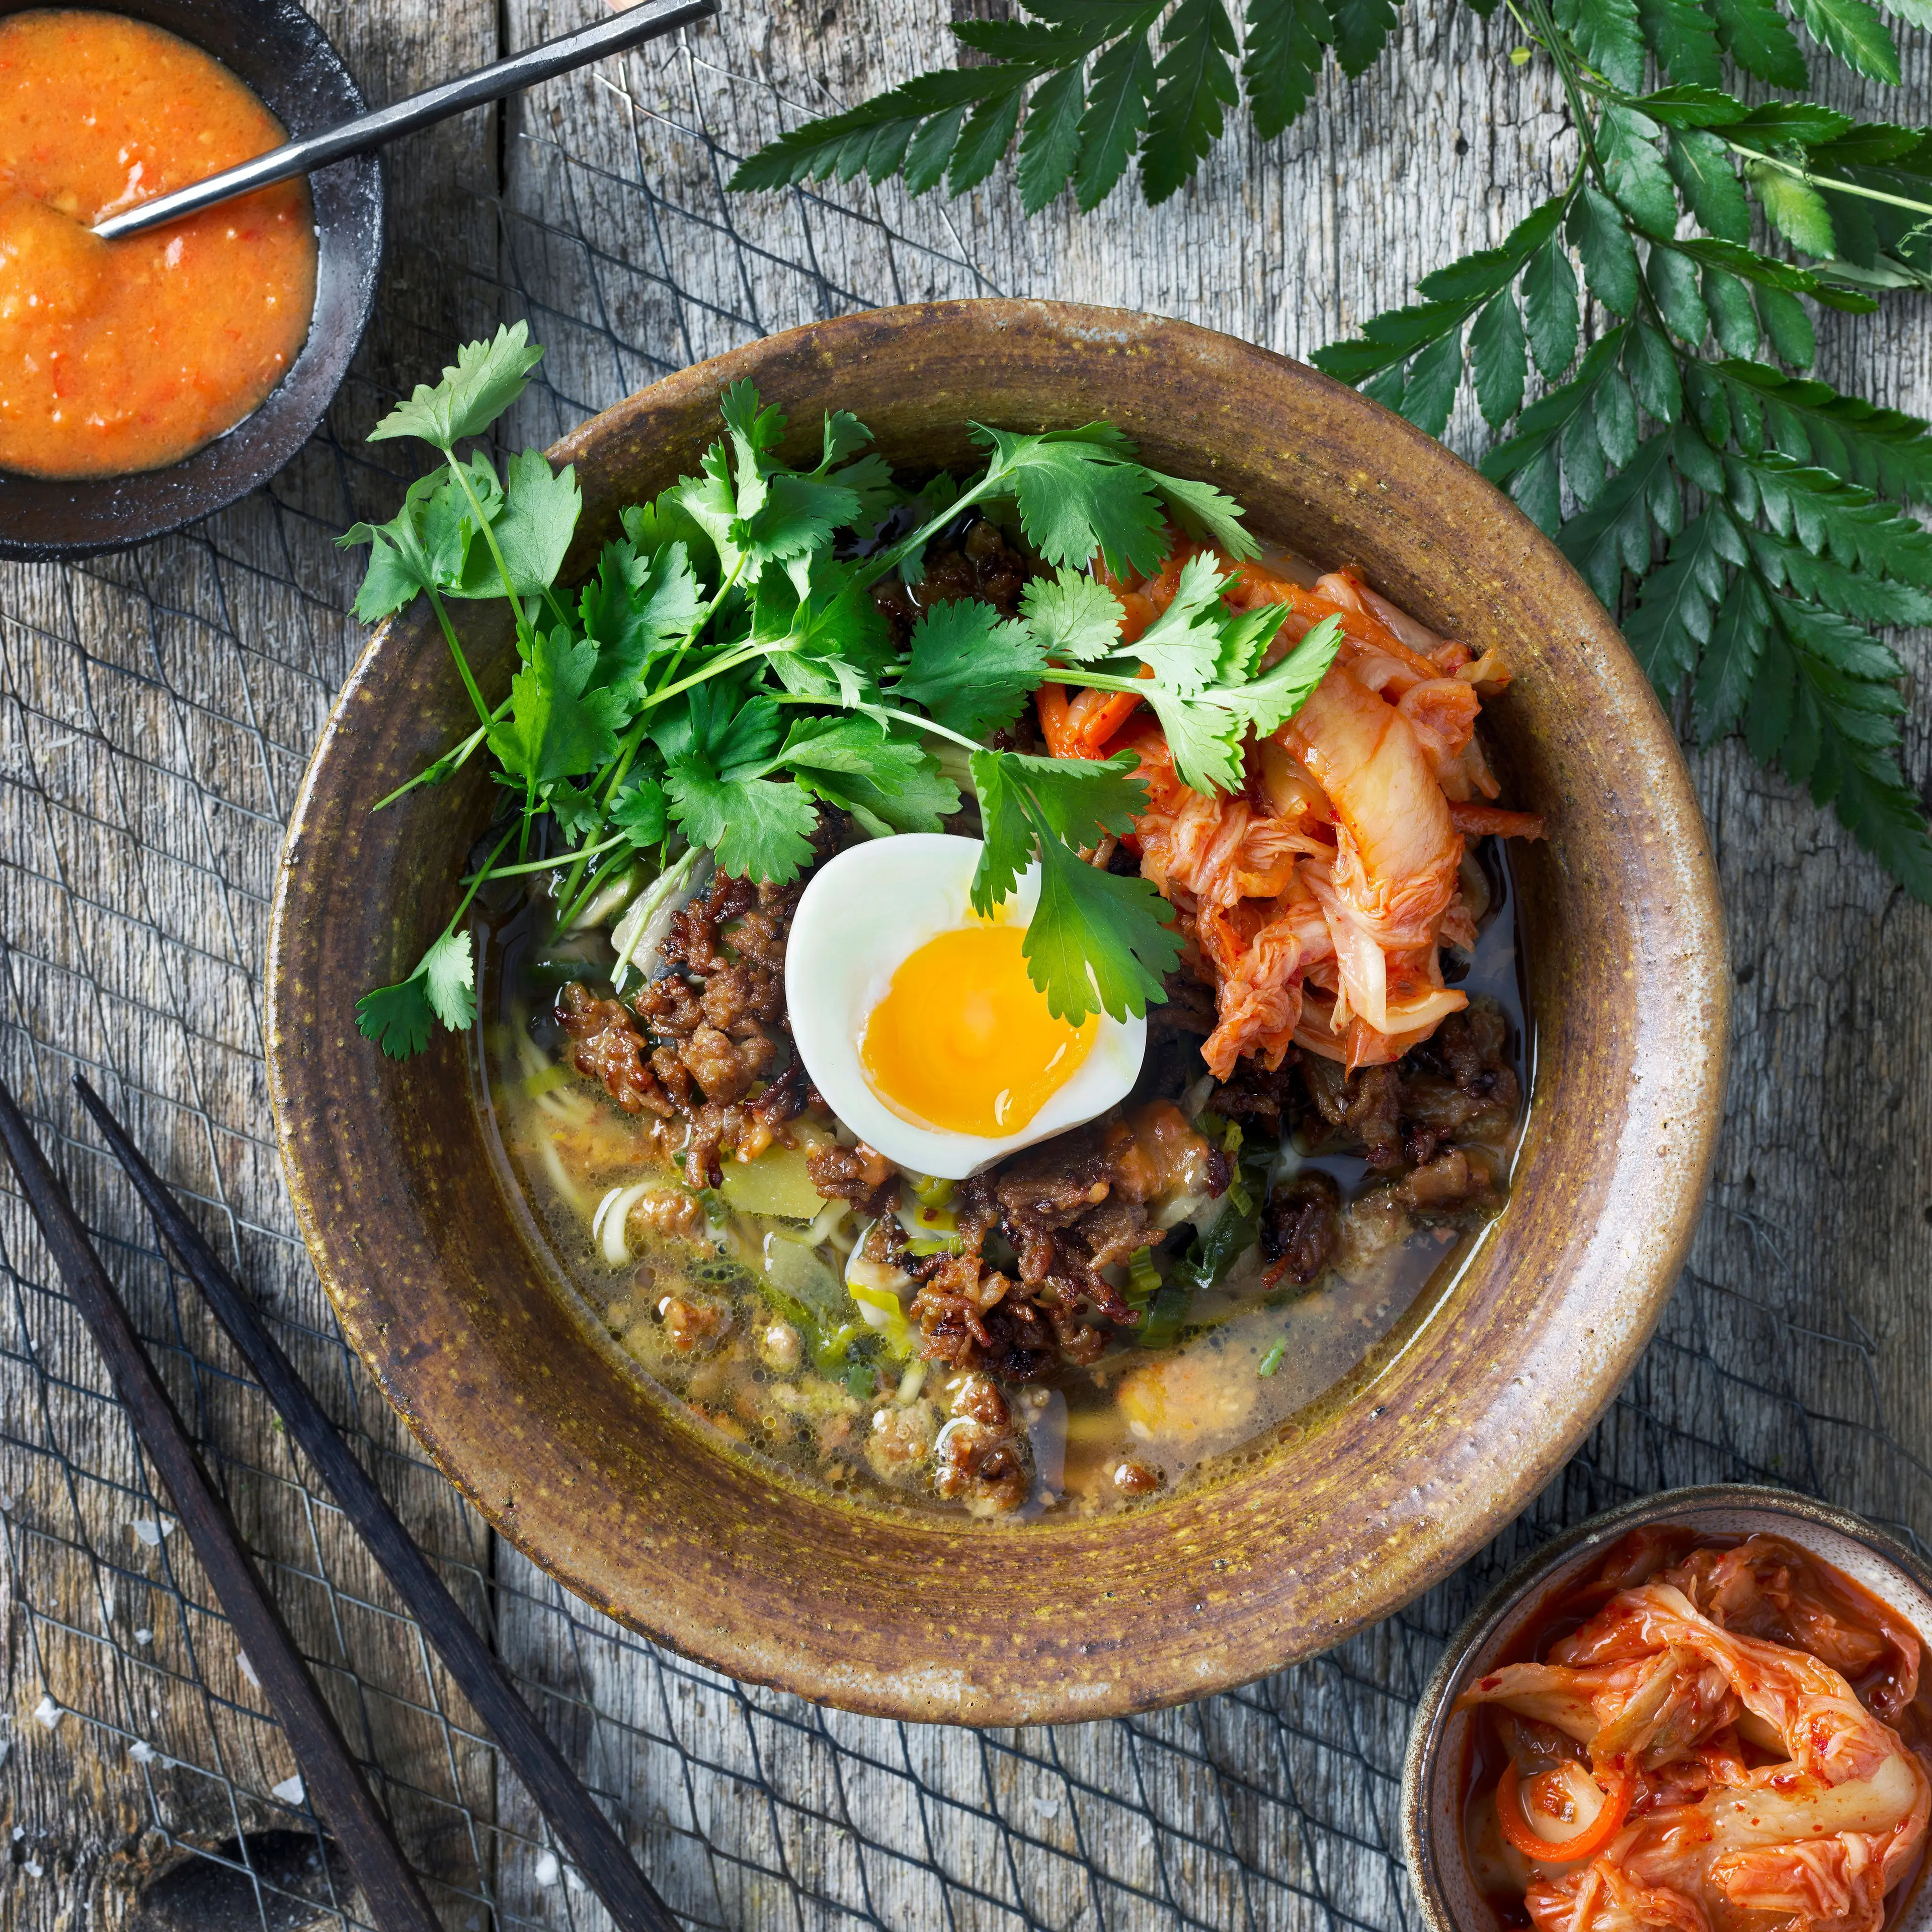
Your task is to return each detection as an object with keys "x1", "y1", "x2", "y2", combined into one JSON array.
[
  {"x1": 478, "y1": 515, "x2": 1541, "y2": 1522},
  {"x1": 0, "y1": 10, "x2": 316, "y2": 479}
]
